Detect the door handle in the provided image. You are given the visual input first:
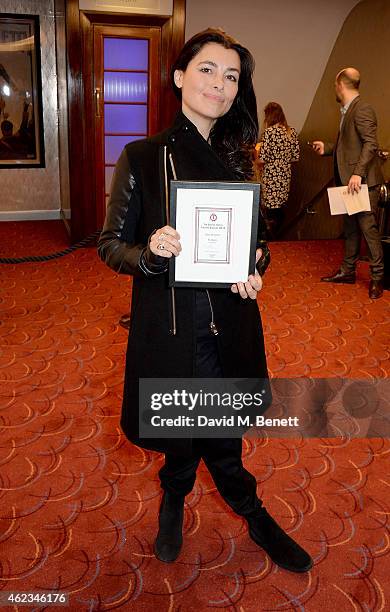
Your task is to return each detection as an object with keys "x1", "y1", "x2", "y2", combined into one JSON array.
[{"x1": 95, "y1": 87, "x2": 101, "y2": 117}]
